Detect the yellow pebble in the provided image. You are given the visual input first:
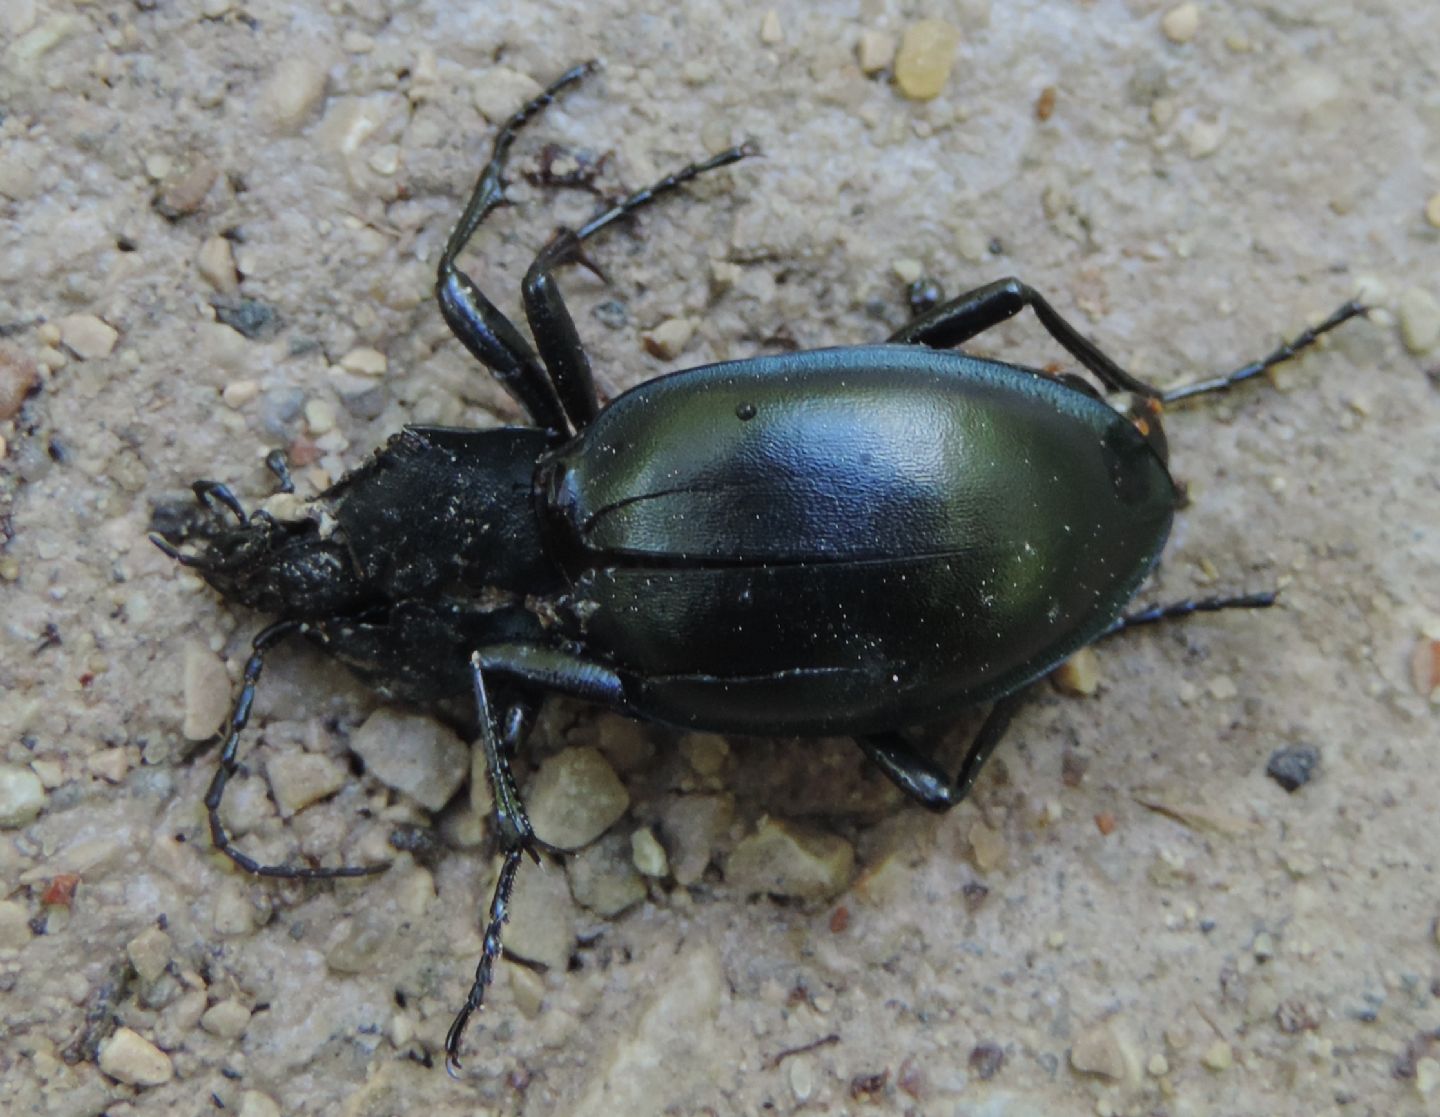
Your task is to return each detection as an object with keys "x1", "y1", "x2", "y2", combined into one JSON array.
[{"x1": 894, "y1": 20, "x2": 961, "y2": 102}]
